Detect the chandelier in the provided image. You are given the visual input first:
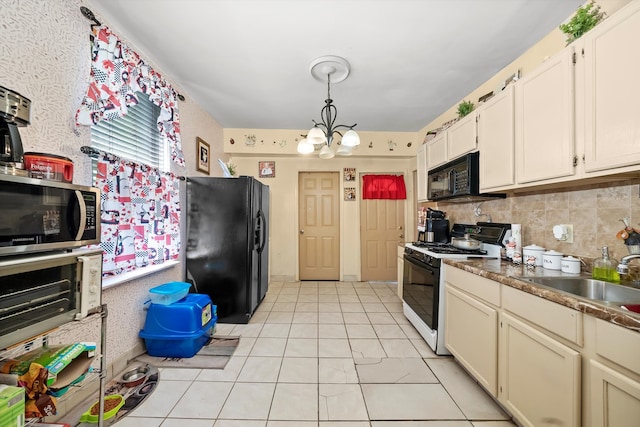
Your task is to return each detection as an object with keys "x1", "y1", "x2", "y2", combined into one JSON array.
[{"x1": 297, "y1": 56, "x2": 360, "y2": 159}]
